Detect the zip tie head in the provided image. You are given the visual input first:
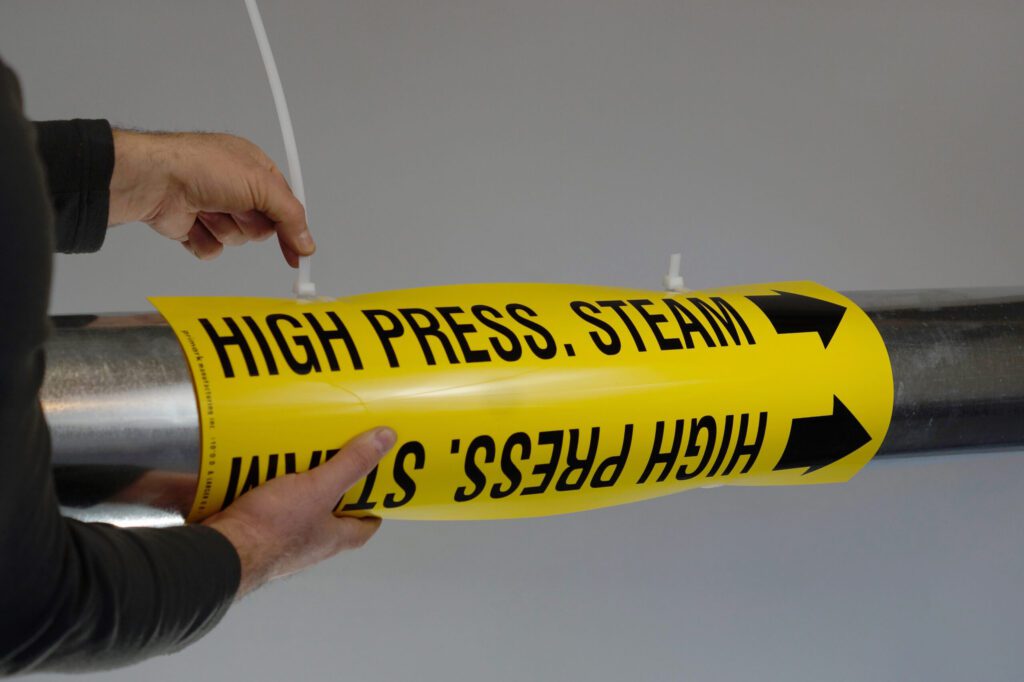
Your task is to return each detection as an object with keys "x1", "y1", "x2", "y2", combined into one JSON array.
[{"x1": 294, "y1": 280, "x2": 317, "y2": 299}]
